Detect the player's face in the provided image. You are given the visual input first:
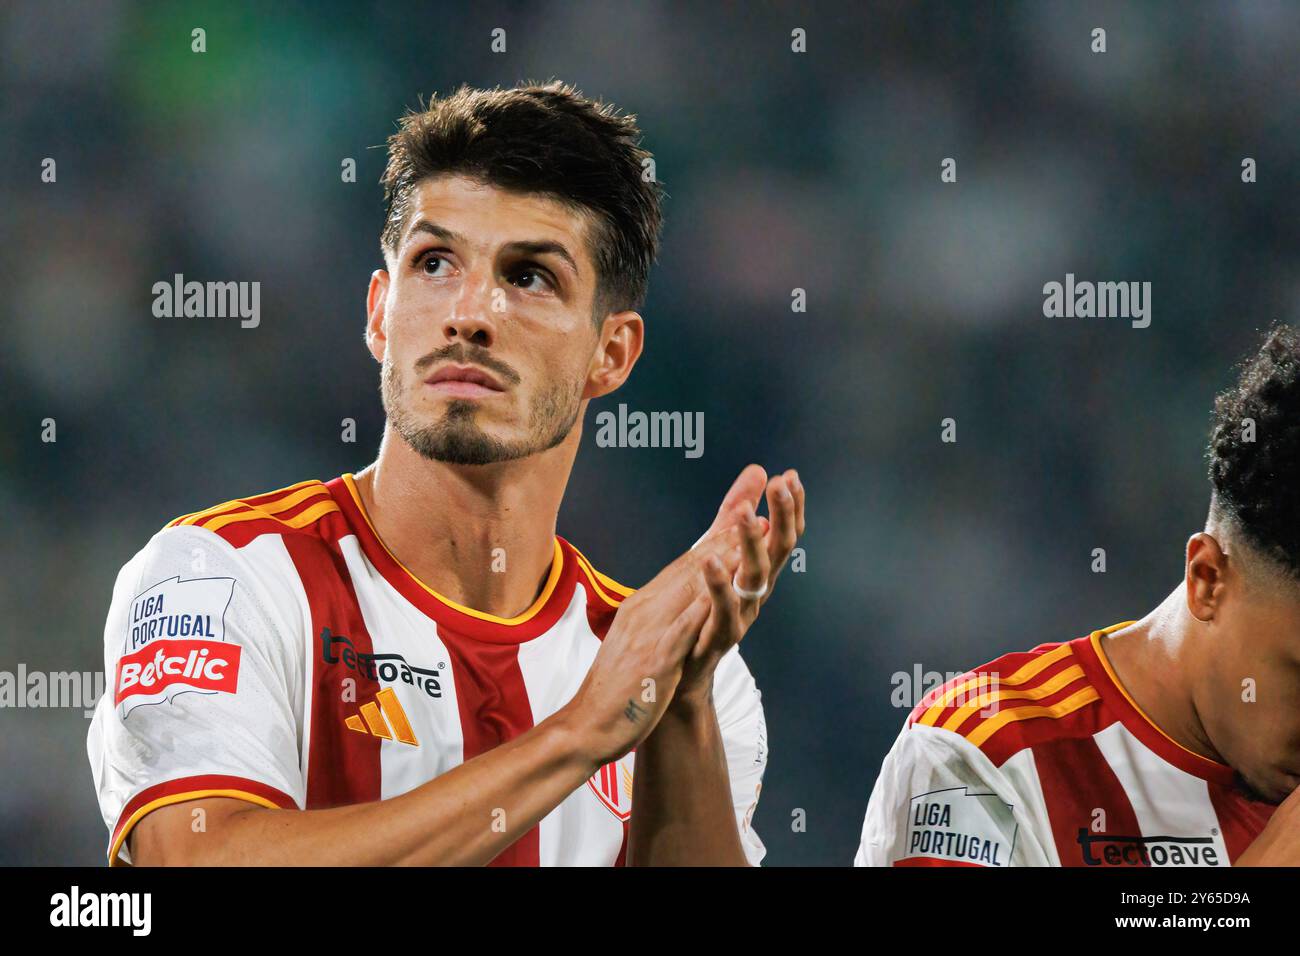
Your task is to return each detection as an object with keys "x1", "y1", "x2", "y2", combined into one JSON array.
[
  {"x1": 1201, "y1": 589, "x2": 1300, "y2": 804},
  {"x1": 369, "y1": 175, "x2": 606, "y2": 466}
]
